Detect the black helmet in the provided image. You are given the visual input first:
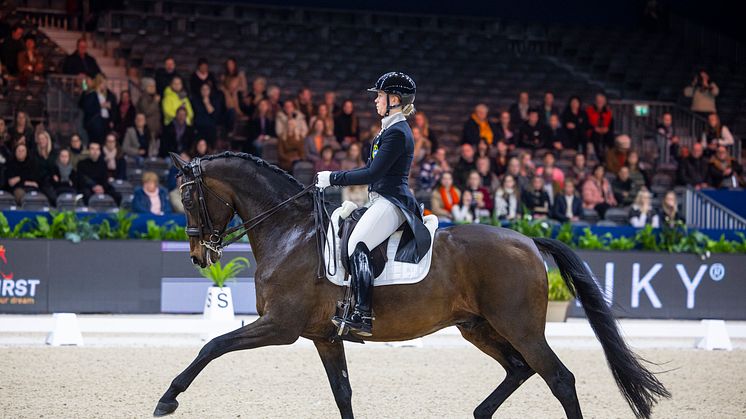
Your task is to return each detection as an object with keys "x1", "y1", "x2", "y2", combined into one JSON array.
[{"x1": 367, "y1": 72, "x2": 416, "y2": 115}]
